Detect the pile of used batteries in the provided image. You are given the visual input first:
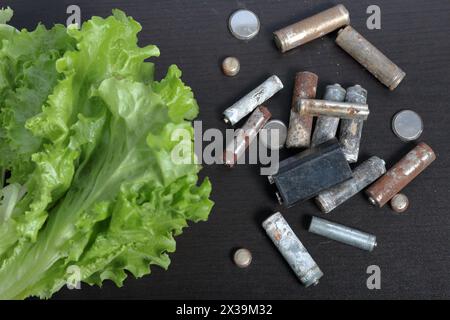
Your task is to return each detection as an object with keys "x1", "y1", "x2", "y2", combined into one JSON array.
[{"x1": 223, "y1": 4, "x2": 436, "y2": 286}]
